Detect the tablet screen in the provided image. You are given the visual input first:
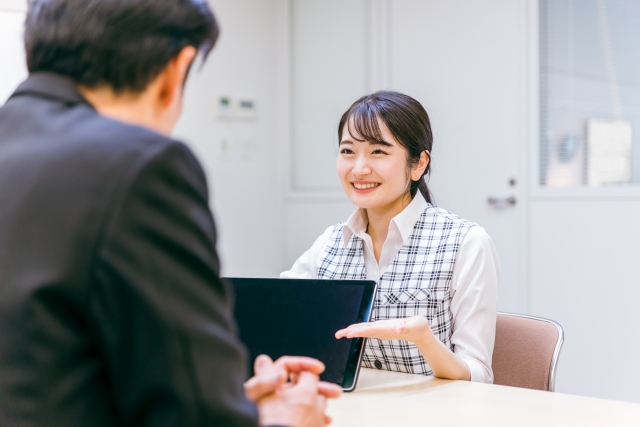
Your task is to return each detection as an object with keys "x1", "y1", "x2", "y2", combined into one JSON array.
[{"x1": 227, "y1": 278, "x2": 376, "y2": 390}]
